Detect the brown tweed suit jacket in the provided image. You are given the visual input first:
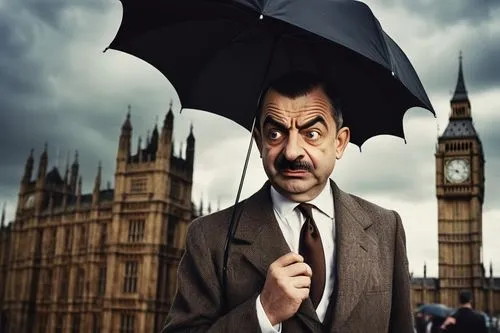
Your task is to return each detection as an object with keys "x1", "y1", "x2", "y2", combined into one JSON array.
[{"x1": 164, "y1": 181, "x2": 414, "y2": 333}]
